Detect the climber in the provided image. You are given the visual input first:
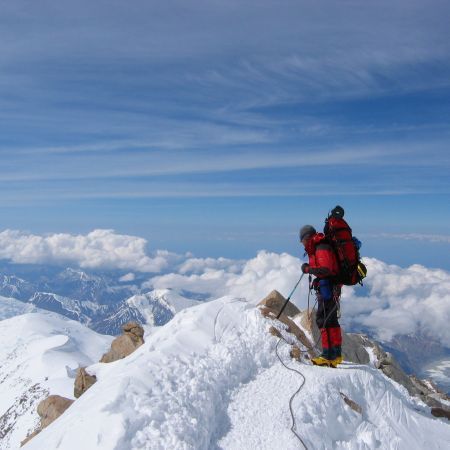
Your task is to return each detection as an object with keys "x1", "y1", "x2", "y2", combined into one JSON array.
[{"x1": 300, "y1": 225, "x2": 343, "y2": 368}]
